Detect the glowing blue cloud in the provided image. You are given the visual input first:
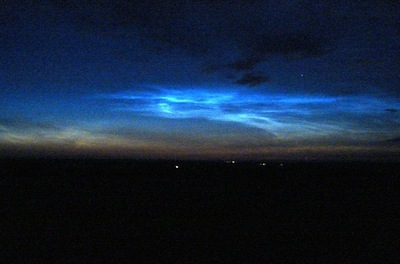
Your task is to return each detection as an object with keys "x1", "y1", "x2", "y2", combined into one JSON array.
[{"x1": 104, "y1": 86, "x2": 400, "y2": 140}]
